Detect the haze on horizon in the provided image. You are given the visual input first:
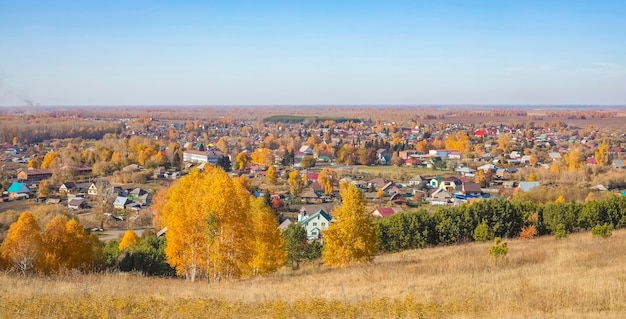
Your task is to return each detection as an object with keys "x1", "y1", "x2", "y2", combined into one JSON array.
[{"x1": 1, "y1": 1, "x2": 625, "y2": 107}]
